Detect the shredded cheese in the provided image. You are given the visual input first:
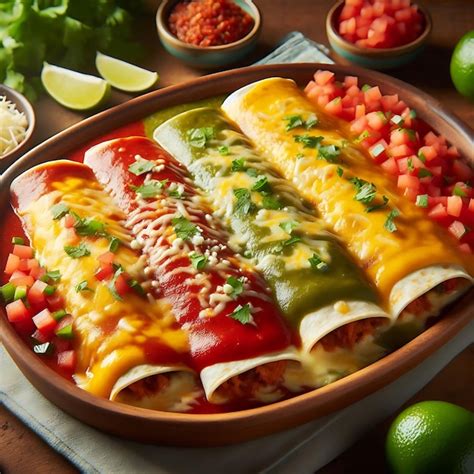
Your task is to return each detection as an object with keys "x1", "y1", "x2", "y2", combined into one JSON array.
[{"x1": 0, "y1": 95, "x2": 28, "y2": 156}]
